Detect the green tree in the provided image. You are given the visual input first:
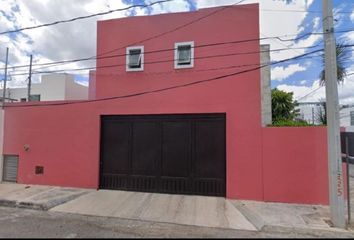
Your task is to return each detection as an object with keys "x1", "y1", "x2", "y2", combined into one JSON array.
[
  {"x1": 271, "y1": 88, "x2": 299, "y2": 122},
  {"x1": 320, "y1": 42, "x2": 350, "y2": 86}
]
